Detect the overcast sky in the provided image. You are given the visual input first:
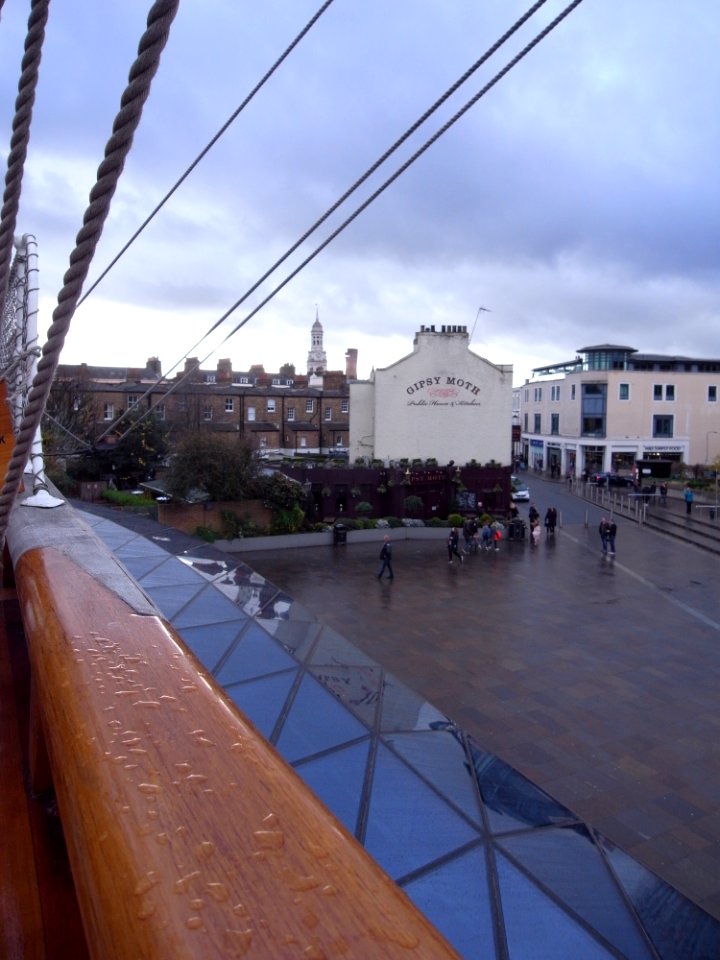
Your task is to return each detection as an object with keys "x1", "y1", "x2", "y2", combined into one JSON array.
[{"x1": 1, "y1": 0, "x2": 718, "y2": 386}]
